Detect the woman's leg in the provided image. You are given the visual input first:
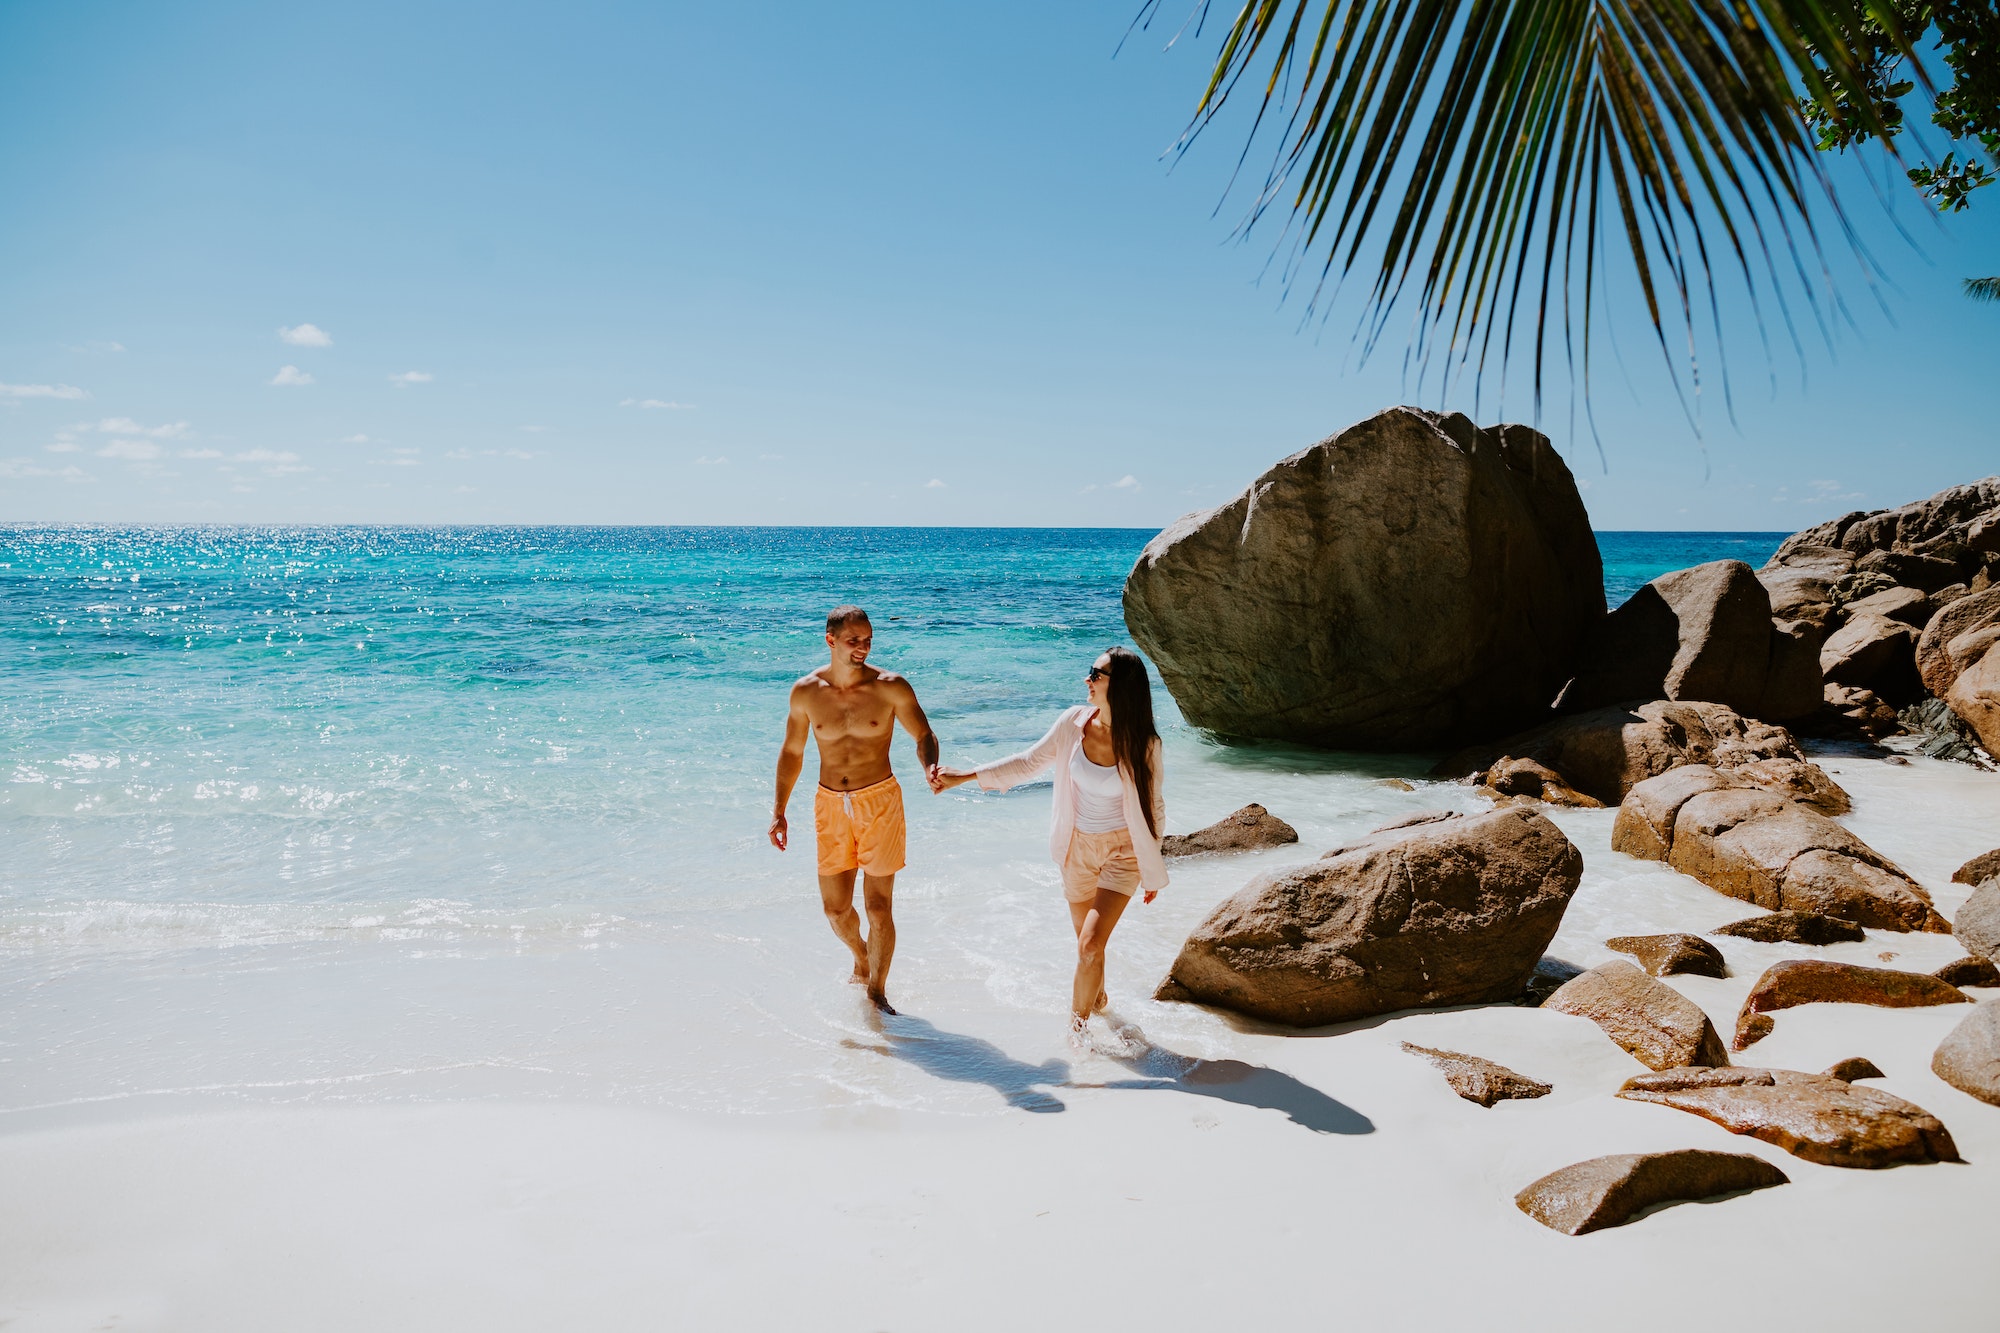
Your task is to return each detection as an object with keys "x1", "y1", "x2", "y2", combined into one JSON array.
[{"x1": 1071, "y1": 887, "x2": 1134, "y2": 1021}]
